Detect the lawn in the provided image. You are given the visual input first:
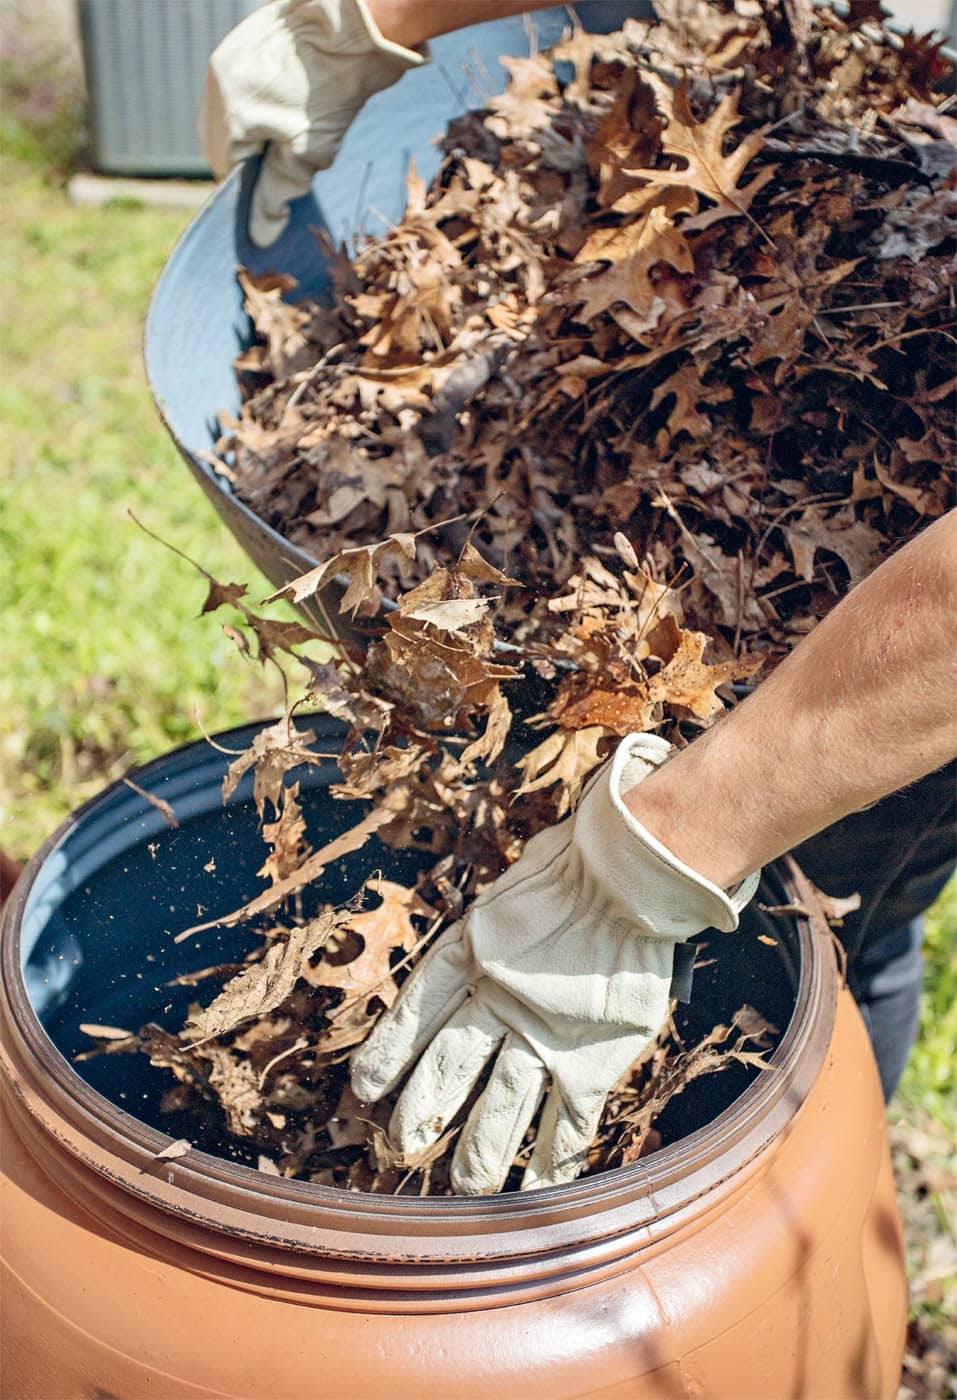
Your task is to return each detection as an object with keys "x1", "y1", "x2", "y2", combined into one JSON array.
[
  {"x1": 0, "y1": 160, "x2": 286, "y2": 853},
  {"x1": 2, "y1": 111, "x2": 954, "y2": 1393}
]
